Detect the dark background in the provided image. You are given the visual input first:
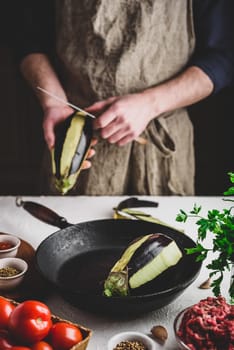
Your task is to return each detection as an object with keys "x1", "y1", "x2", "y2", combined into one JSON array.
[{"x1": 0, "y1": 5, "x2": 233, "y2": 196}]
